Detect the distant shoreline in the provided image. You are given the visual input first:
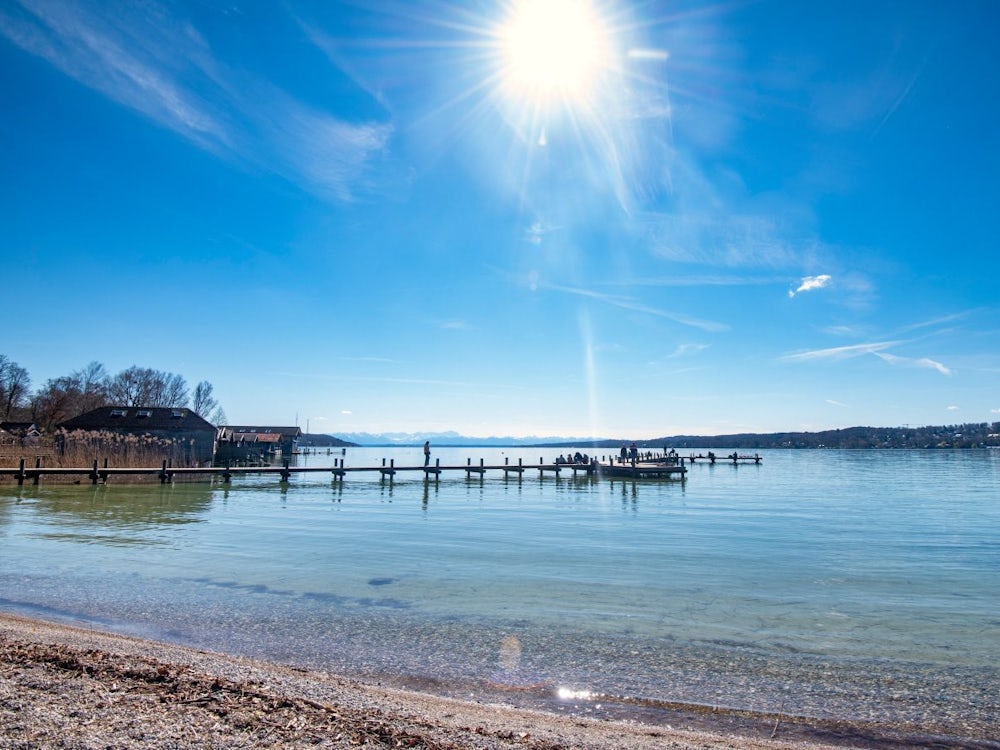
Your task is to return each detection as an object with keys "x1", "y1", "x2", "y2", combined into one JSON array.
[{"x1": 334, "y1": 421, "x2": 1000, "y2": 450}]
